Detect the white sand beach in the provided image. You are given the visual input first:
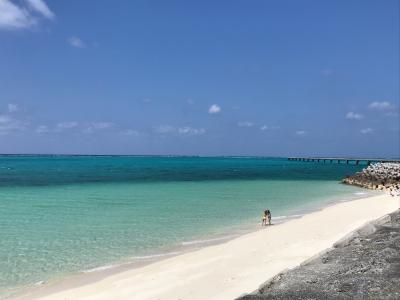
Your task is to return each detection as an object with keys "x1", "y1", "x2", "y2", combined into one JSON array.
[{"x1": 15, "y1": 193, "x2": 399, "y2": 300}]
